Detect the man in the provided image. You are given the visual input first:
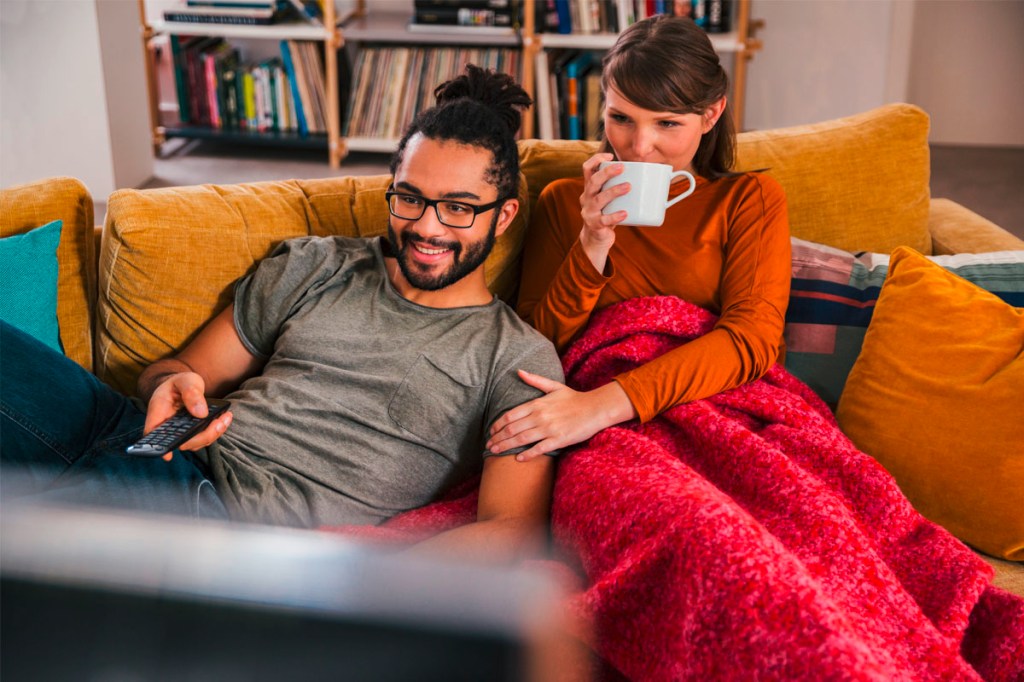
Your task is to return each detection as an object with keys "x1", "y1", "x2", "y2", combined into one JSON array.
[{"x1": 1, "y1": 67, "x2": 561, "y2": 561}]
